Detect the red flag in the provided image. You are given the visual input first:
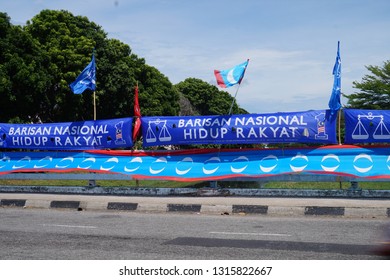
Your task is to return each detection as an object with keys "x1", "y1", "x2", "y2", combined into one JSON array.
[
  {"x1": 134, "y1": 84, "x2": 141, "y2": 118},
  {"x1": 132, "y1": 84, "x2": 141, "y2": 142}
]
